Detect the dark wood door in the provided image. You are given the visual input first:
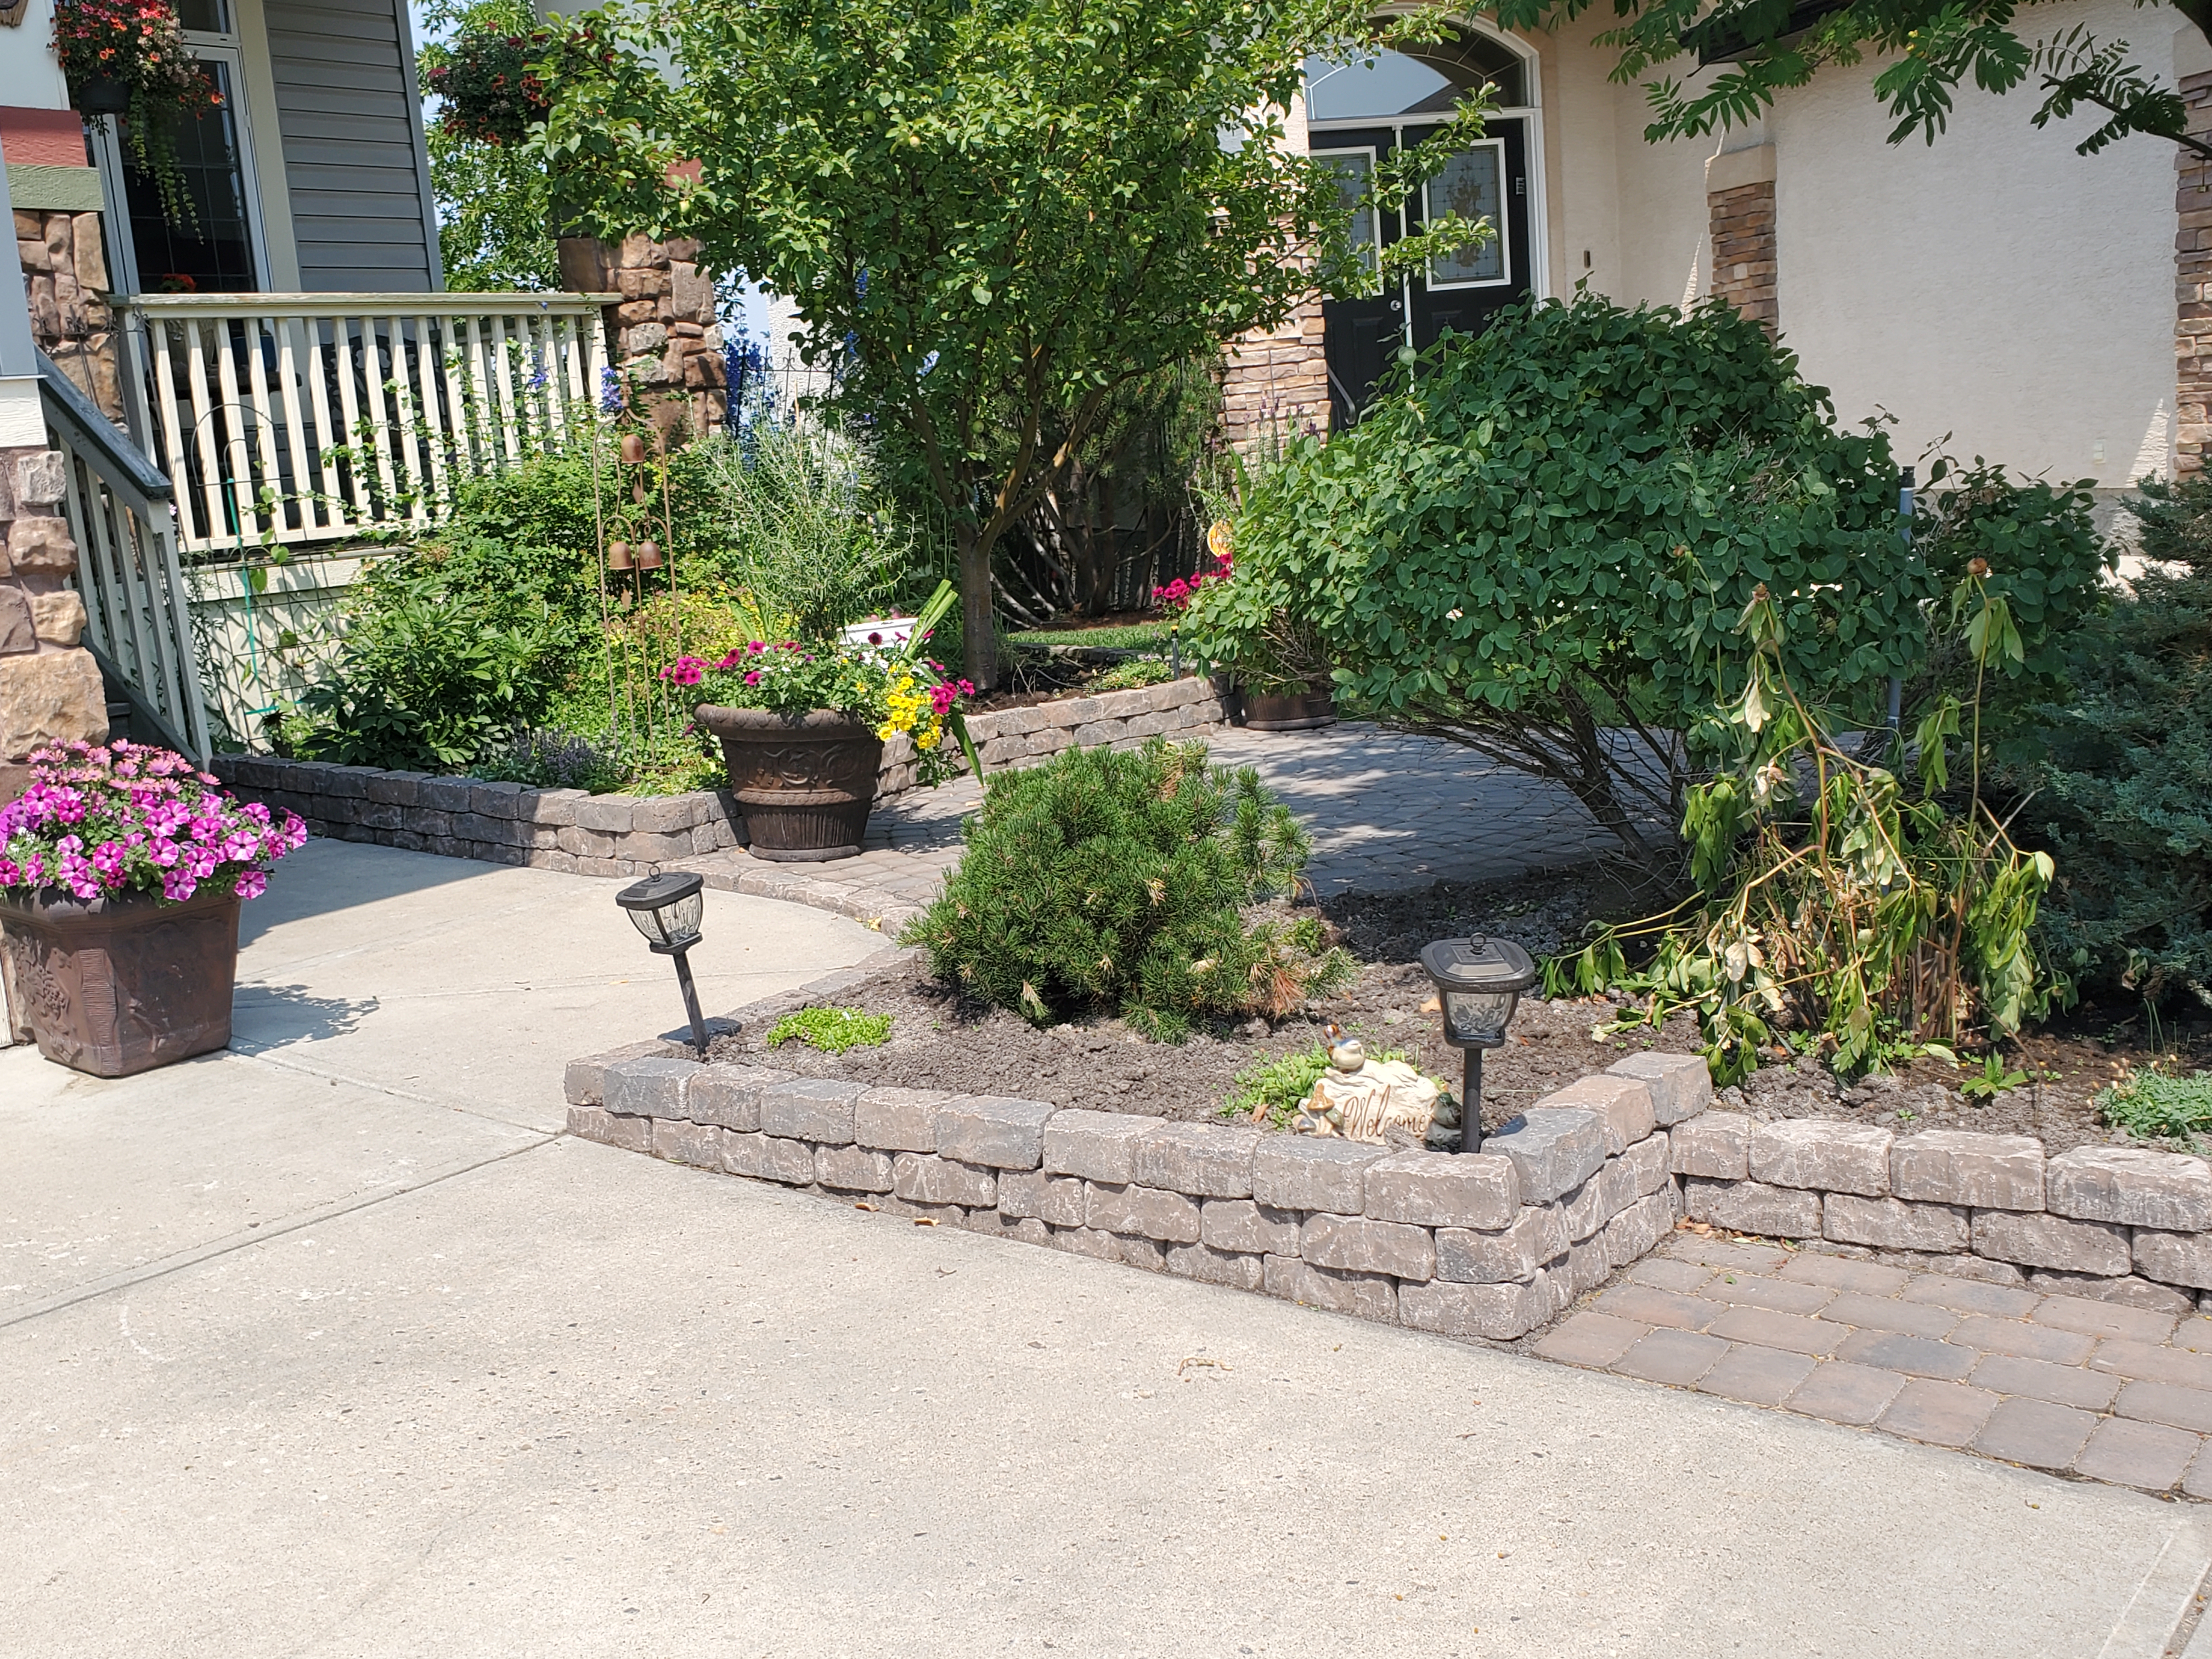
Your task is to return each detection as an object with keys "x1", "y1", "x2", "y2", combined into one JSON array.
[{"x1": 1314, "y1": 116, "x2": 1534, "y2": 428}]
